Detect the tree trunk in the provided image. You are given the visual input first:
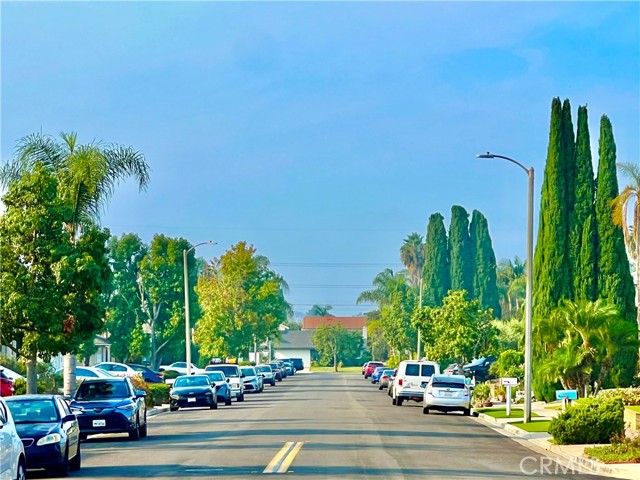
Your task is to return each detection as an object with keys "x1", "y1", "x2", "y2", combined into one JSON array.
[
  {"x1": 333, "y1": 352, "x2": 337, "y2": 372},
  {"x1": 63, "y1": 353, "x2": 77, "y2": 396},
  {"x1": 26, "y1": 351, "x2": 38, "y2": 394}
]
